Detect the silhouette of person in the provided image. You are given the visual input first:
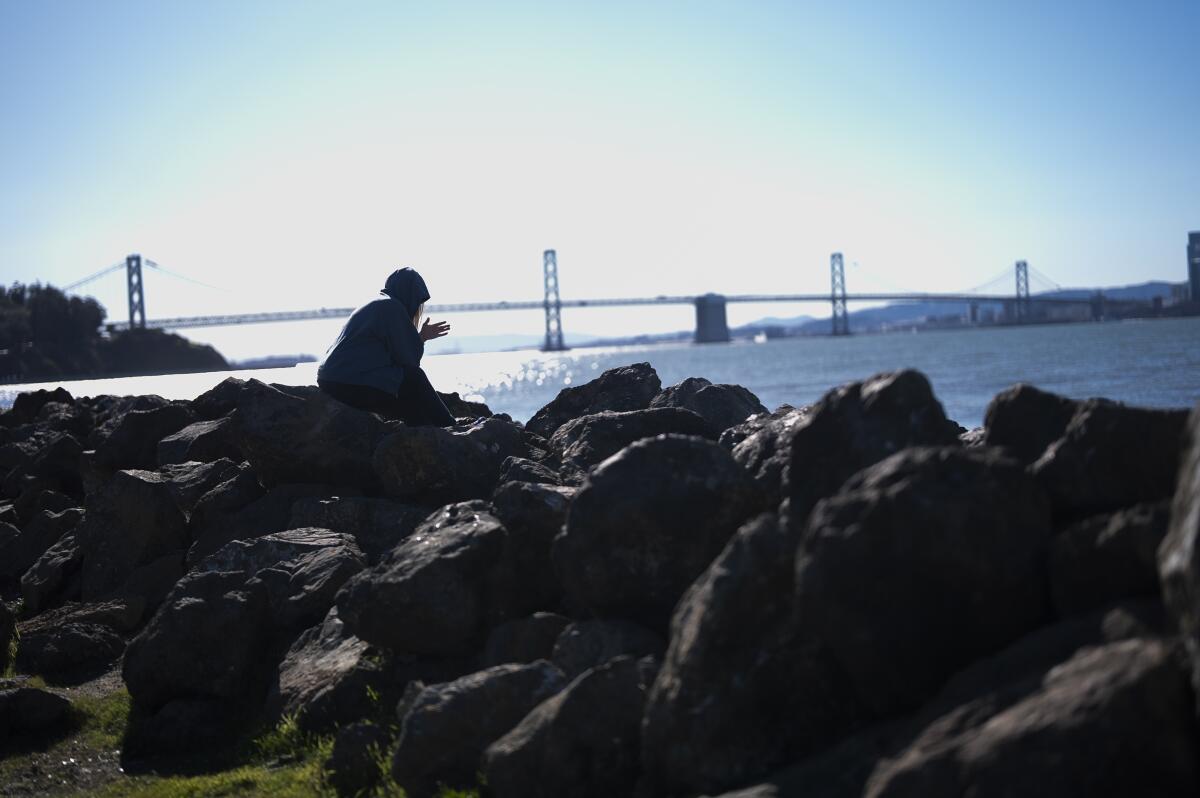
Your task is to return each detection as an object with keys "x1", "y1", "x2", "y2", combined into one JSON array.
[{"x1": 317, "y1": 267, "x2": 456, "y2": 426}]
